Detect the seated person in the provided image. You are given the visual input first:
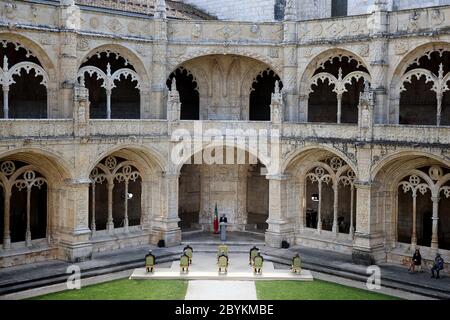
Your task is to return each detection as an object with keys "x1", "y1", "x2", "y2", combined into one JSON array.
[
  {"x1": 408, "y1": 249, "x2": 422, "y2": 273},
  {"x1": 431, "y1": 253, "x2": 444, "y2": 279}
]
